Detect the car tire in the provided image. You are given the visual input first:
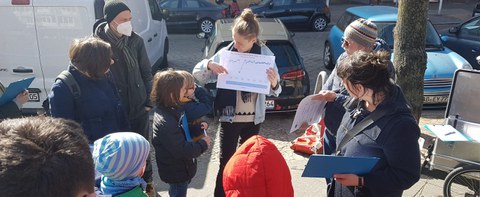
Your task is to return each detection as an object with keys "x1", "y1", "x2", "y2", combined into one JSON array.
[
  {"x1": 312, "y1": 15, "x2": 328, "y2": 32},
  {"x1": 323, "y1": 42, "x2": 335, "y2": 69},
  {"x1": 151, "y1": 38, "x2": 169, "y2": 74},
  {"x1": 199, "y1": 18, "x2": 215, "y2": 34},
  {"x1": 161, "y1": 37, "x2": 169, "y2": 68}
]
